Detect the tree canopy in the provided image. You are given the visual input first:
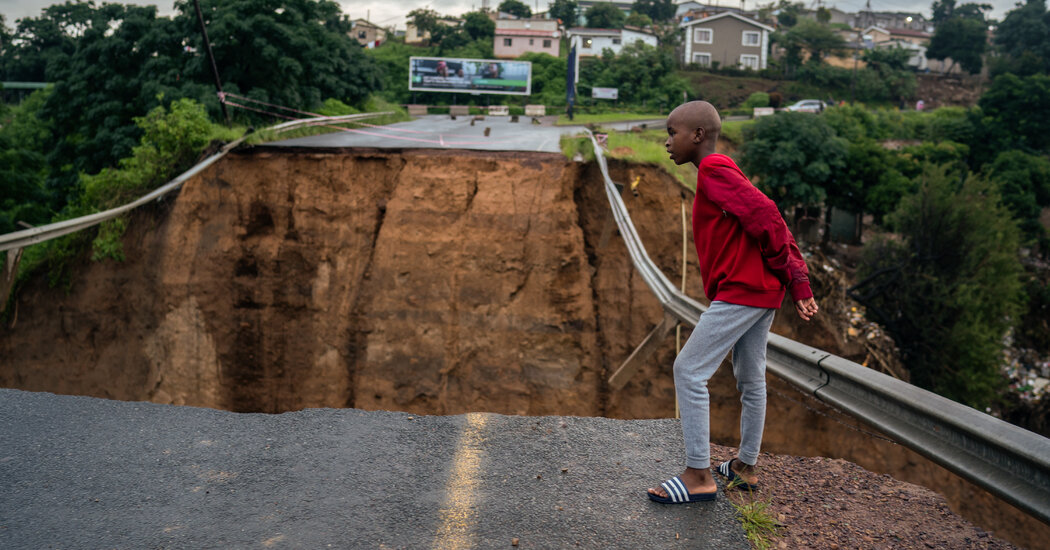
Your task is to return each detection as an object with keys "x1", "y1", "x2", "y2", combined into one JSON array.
[
  {"x1": 927, "y1": 5, "x2": 990, "y2": 75},
  {"x1": 498, "y1": 0, "x2": 532, "y2": 19},
  {"x1": 585, "y1": 3, "x2": 626, "y2": 28},
  {"x1": 548, "y1": 0, "x2": 579, "y2": 27},
  {"x1": 1, "y1": 0, "x2": 381, "y2": 210},
  {"x1": 855, "y1": 167, "x2": 1025, "y2": 408},
  {"x1": 992, "y1": 0, "x2": 1050, "y2": 76},
  {"x1": 739, "y1": 112, "x2": 848, "y2": 212},
  {"x1": 630, "y1": 0, "x2": 676, "y2": 23}
]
